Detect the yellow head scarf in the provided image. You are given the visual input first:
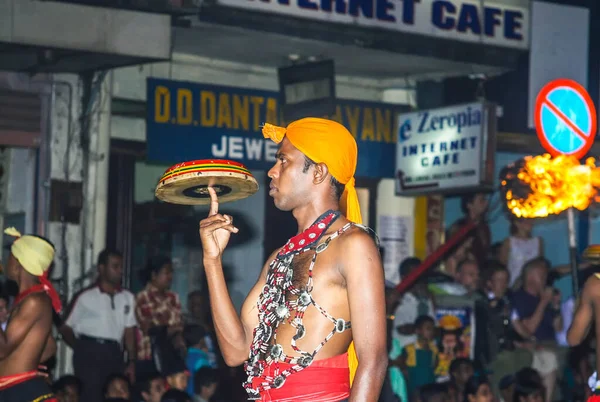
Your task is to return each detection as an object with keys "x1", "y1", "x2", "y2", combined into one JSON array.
[
  {"x1": 4, "y1": 227, "x2": 62, "y2": 313},
  {"x1": 262, "y1": 117, "x2": 362, "y2": 224},
  {"x1": 4, "y1": 227, "x2": 54, "y2": 276},
  {"x1": 262, "y1": 117, "x2": 360, "y2": 384}
]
